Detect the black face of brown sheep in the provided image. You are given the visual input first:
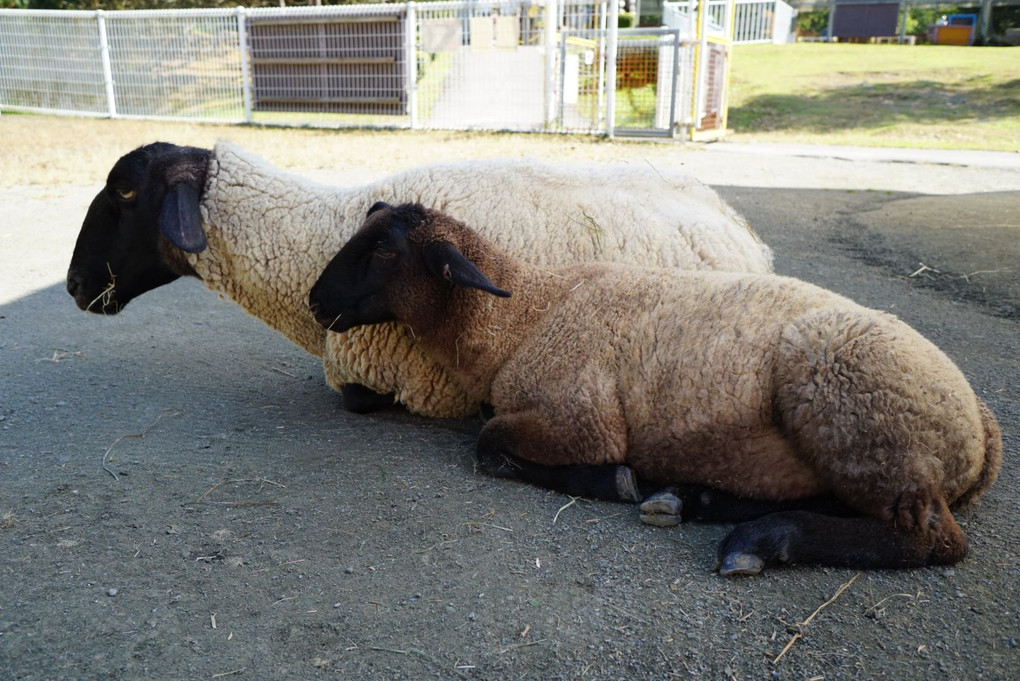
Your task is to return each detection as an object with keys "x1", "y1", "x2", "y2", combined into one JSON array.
[
  {"x1": 308, "y1": 202, "x2": 509, "y2": 334},
  {"x1": 66, "y1": 142, "x2": 211, "y2": 314}
]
